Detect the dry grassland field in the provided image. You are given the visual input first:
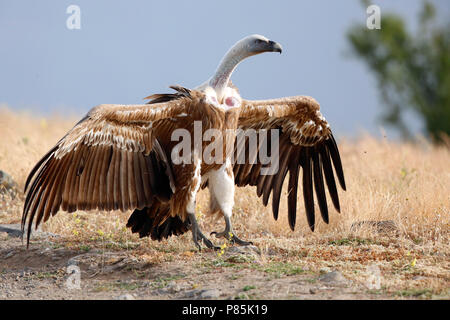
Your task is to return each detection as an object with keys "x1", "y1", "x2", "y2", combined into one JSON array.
[{"x1": 0, "y1": 106, "x2": 448, "y2": 300}]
